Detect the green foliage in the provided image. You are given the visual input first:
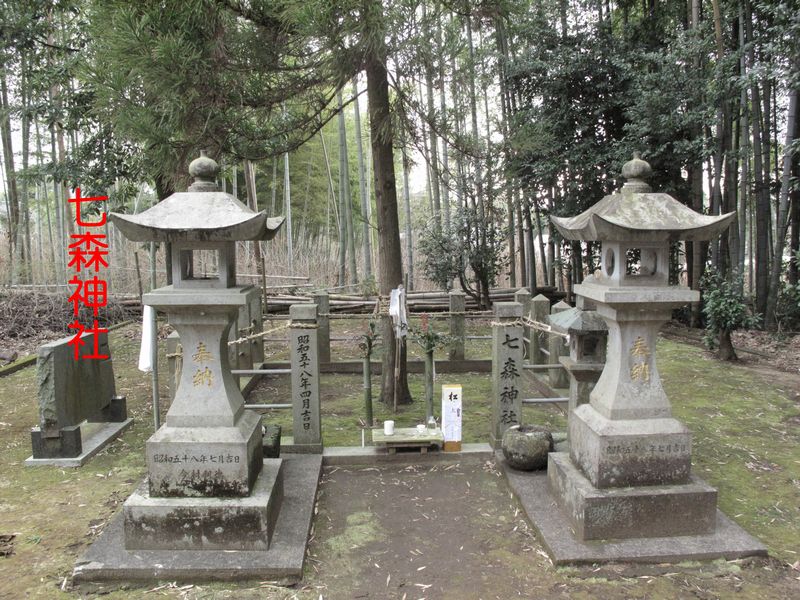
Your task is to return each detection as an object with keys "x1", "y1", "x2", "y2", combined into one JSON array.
[
  {"x1": 775, "y1": 251, "x2": 800, "y2": 332},
  {"x1": 408, "y1": 314, "x2": 451, "y2": 354},
  {"x1": 417, "y1": 207, "x2": 505, "y2": 301},
  {"x1": 85, "y1": 0, "x2": 345, "y2": 195},
  {"x1": 417, "y1": 218, "x2": 462, "y2": 290},
  {"x1": 701, "y1": 273, "x2": 761, "y2": 349}
]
